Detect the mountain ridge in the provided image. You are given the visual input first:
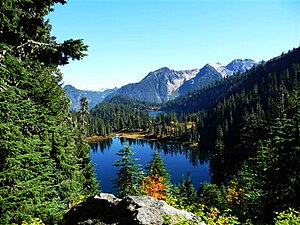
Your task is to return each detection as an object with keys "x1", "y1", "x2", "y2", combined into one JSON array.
[
  {"x1": 64, "y1": 84, "x2": 118, "y2": 110},
  {"x1": 178, "y1": 59, "x2": 257, "y2": 95},
  {"x1": 104, "y1": 59, "x2": 256, "y2": 103},
  {"x1": 164, "y1": 48, "x2": 300, "y2": 114},
  {"x1": 65, "y1": 59, "x2": 257, "y2": 105},
  {"x1": 104, "y1": 67, "x2": 200, "y2": 103}
]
